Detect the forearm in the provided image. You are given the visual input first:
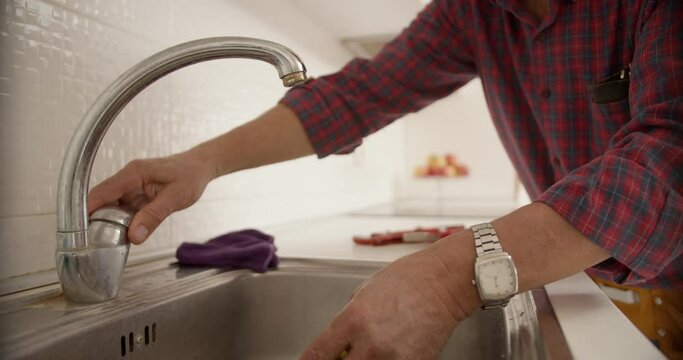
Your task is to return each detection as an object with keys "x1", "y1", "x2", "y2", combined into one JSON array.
[
  {"x1": 492, "y1": 202, "x2": 610, "y2": 291},
  {"x1": 431, "y1": 202, "x2": 610, "y2": 312},
  {"x1": 190, "y1": 104, "x2": 315, "y2": 178}
]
